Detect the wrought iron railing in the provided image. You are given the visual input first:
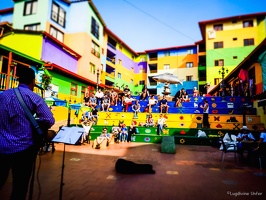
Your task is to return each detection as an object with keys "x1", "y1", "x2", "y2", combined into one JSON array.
[{"x1": 0, "y1": 72, "x2": 18, "y2": 90}]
